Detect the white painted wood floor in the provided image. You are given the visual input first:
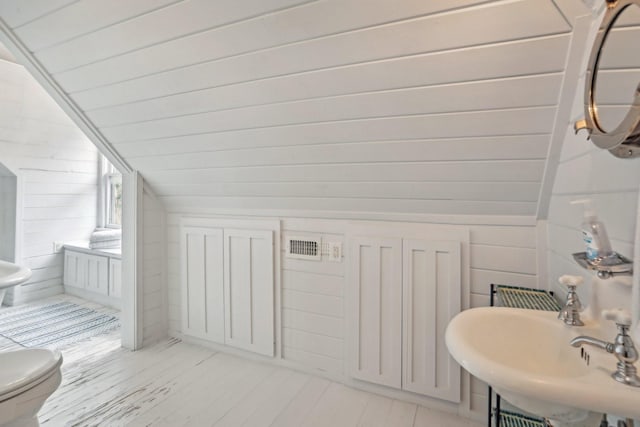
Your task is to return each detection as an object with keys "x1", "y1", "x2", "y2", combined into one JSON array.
[{"x1": 1, "y1": 296, "x2": 482, "y2": 427}]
